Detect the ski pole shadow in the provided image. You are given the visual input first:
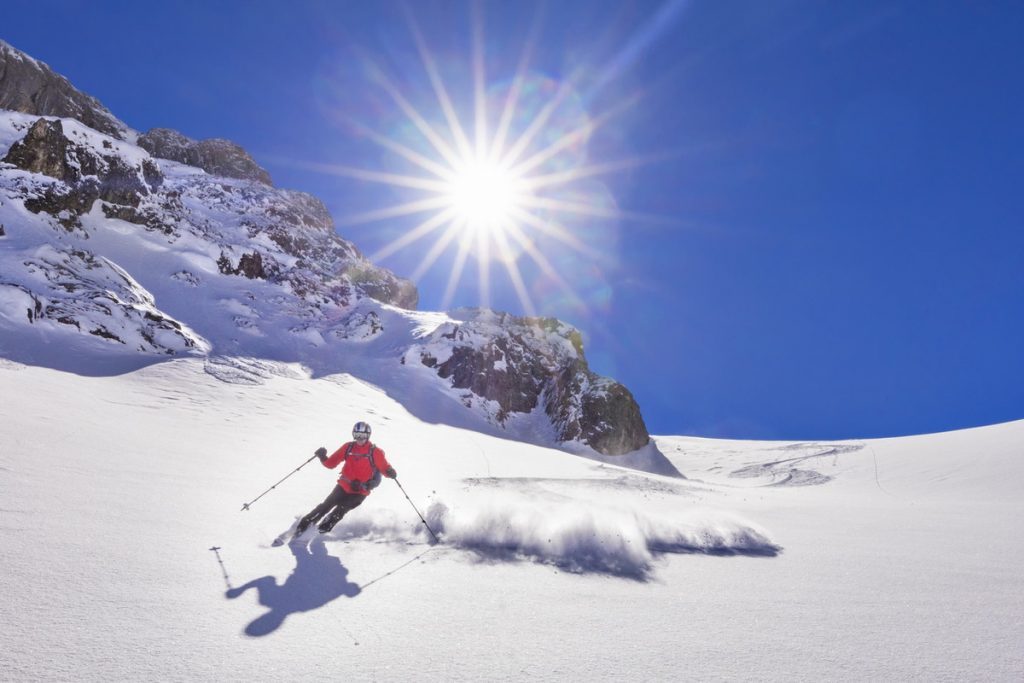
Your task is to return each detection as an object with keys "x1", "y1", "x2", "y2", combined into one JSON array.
[
  {"x1": 361, "y1": 545, "x2": 439, "y2": 591},
  {"x1": 209, "y1": 546, "x2": 233, "y2": 590},
  {"x1": 225, "y1": 537, "x2": 361, "y2": 637}
]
